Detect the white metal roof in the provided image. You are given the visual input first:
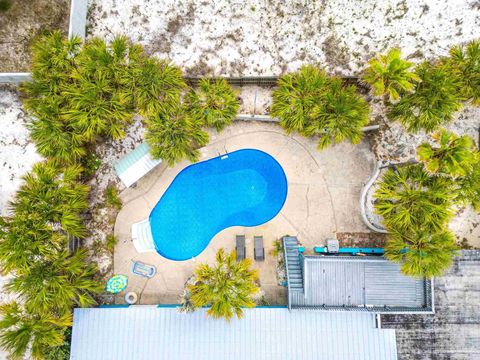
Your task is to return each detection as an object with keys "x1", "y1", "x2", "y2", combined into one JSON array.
[
  {"x1": 70, "y1": 306, "x2": 397, "y2": 360},
  {"x1": 114, "y1": 143, "x2": 162, "y2": 188},
  {"x1": 291, "y1": 256, "x2": 428, "y2": 310}
]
